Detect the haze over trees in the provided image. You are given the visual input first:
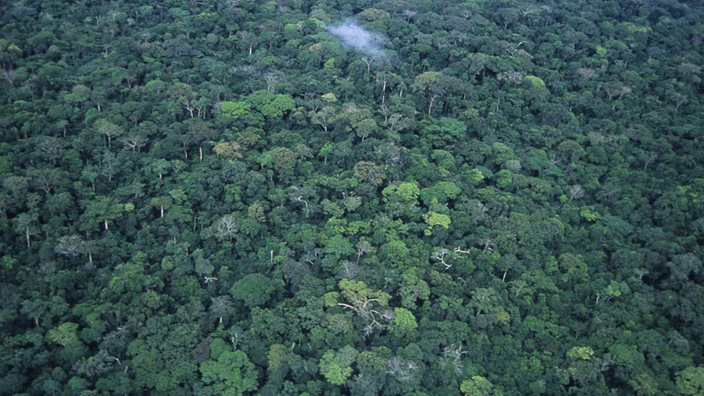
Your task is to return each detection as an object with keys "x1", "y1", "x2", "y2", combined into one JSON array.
[{"x1": 0, "y1": 0, "x2": 703, "y2": 395}]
